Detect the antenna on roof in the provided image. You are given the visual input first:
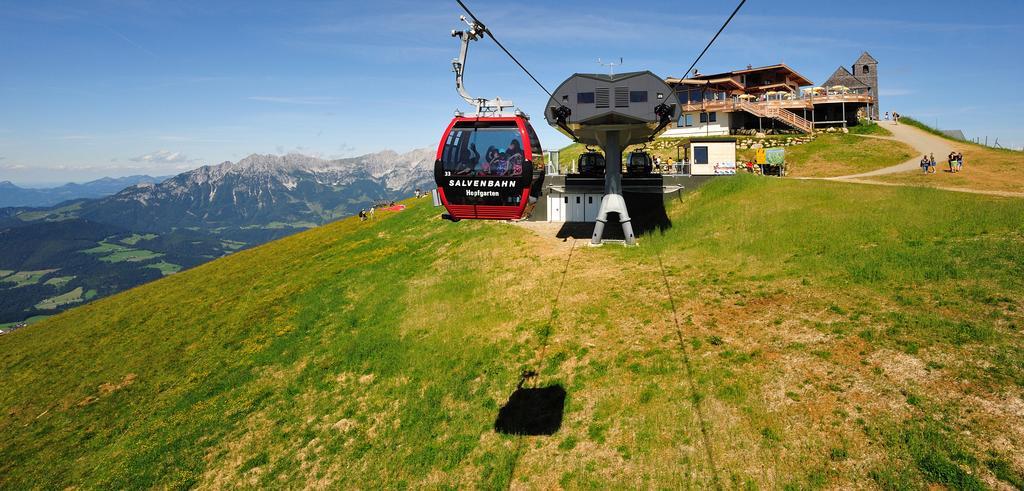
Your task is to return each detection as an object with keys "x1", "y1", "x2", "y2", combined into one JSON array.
[{"x1": 596, "y1": 57, "x2": 624, "y2": 76}]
